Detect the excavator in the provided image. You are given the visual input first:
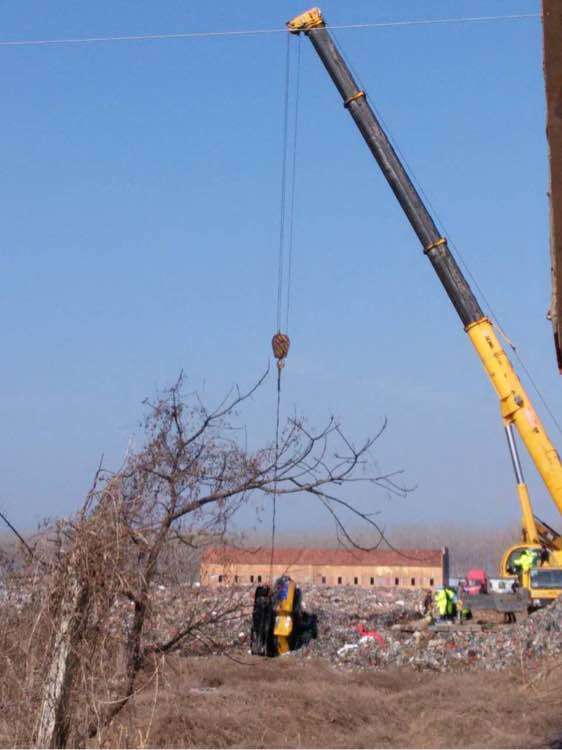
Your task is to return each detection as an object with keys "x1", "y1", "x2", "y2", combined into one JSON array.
[
  {"x1": 286, "y1": 8, "x2": 562, "y2": 612},
  {"x1": 250, "y1": 576, "x2": 317, "y2": 656}
]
